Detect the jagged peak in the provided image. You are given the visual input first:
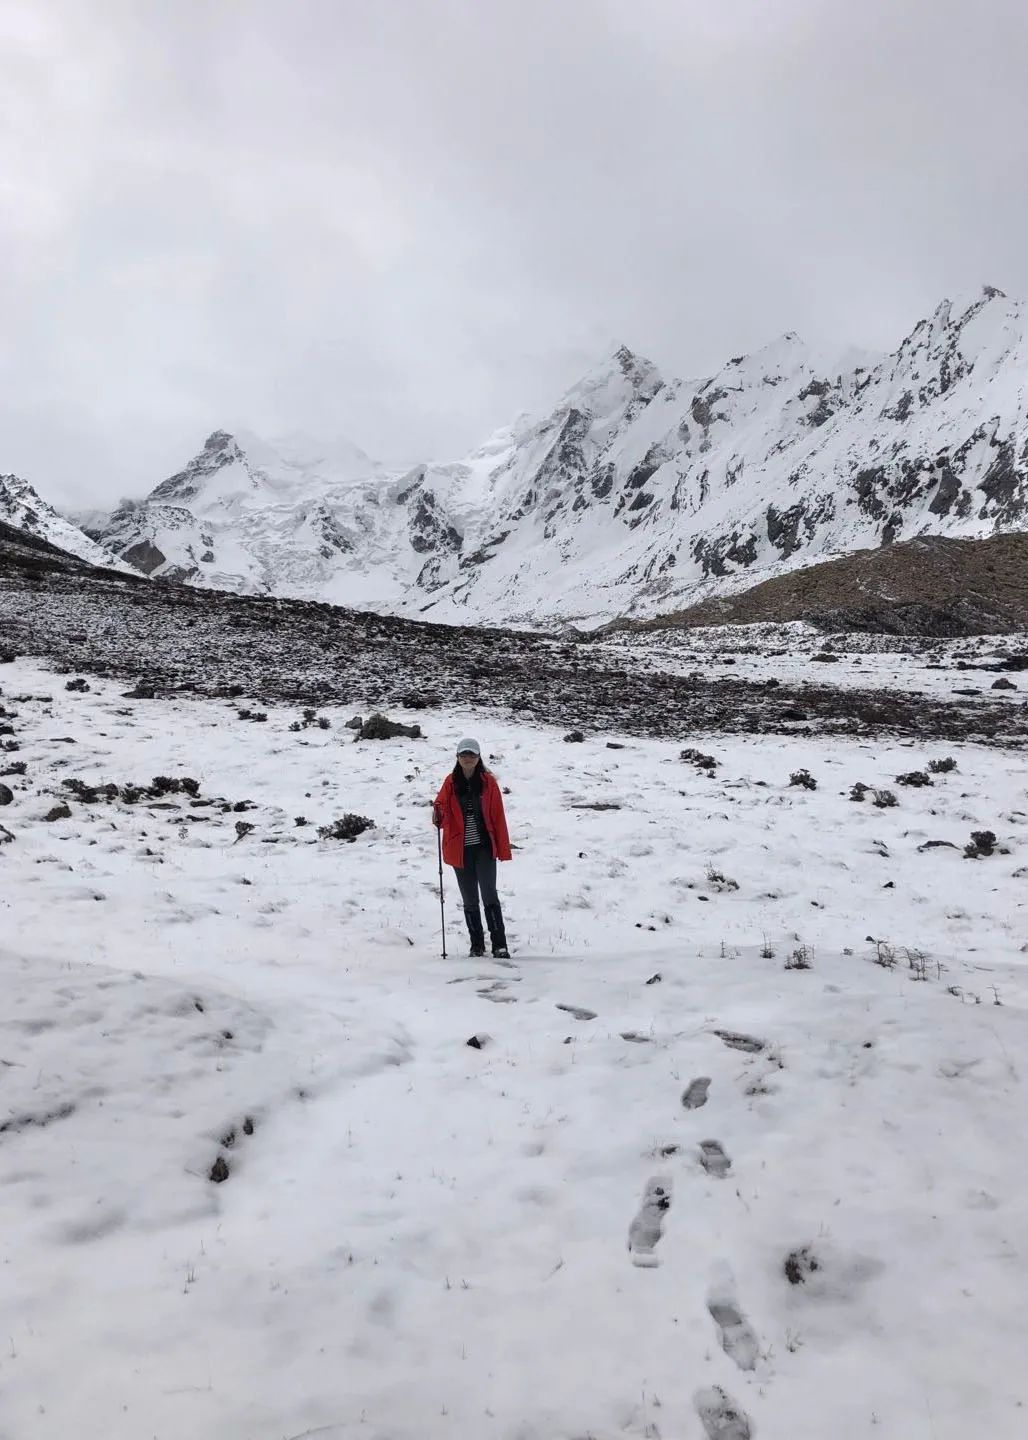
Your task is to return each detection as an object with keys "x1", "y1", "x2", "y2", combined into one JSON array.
[
  {"x1": 203, "y1": 429, "x2": 237, "y2": 450},
  {"x1": 611, "y1": 342, "x2": 652, "y2": 376},
  {"x1": 707, "y1": 330, "x2": 814, "y2": 388},
  {"x1": 919, "y1": 284, "x2": 1016, "y2": 333},
  {"x1": 143, "y1": 426, "x2": 380, "y2": 509},
  {"x1": 555, "y1": 344, "x2": 664, "y2": 416},
  {"x1": 0, "y1": 470, "x2": 36, "y2": 498}
]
